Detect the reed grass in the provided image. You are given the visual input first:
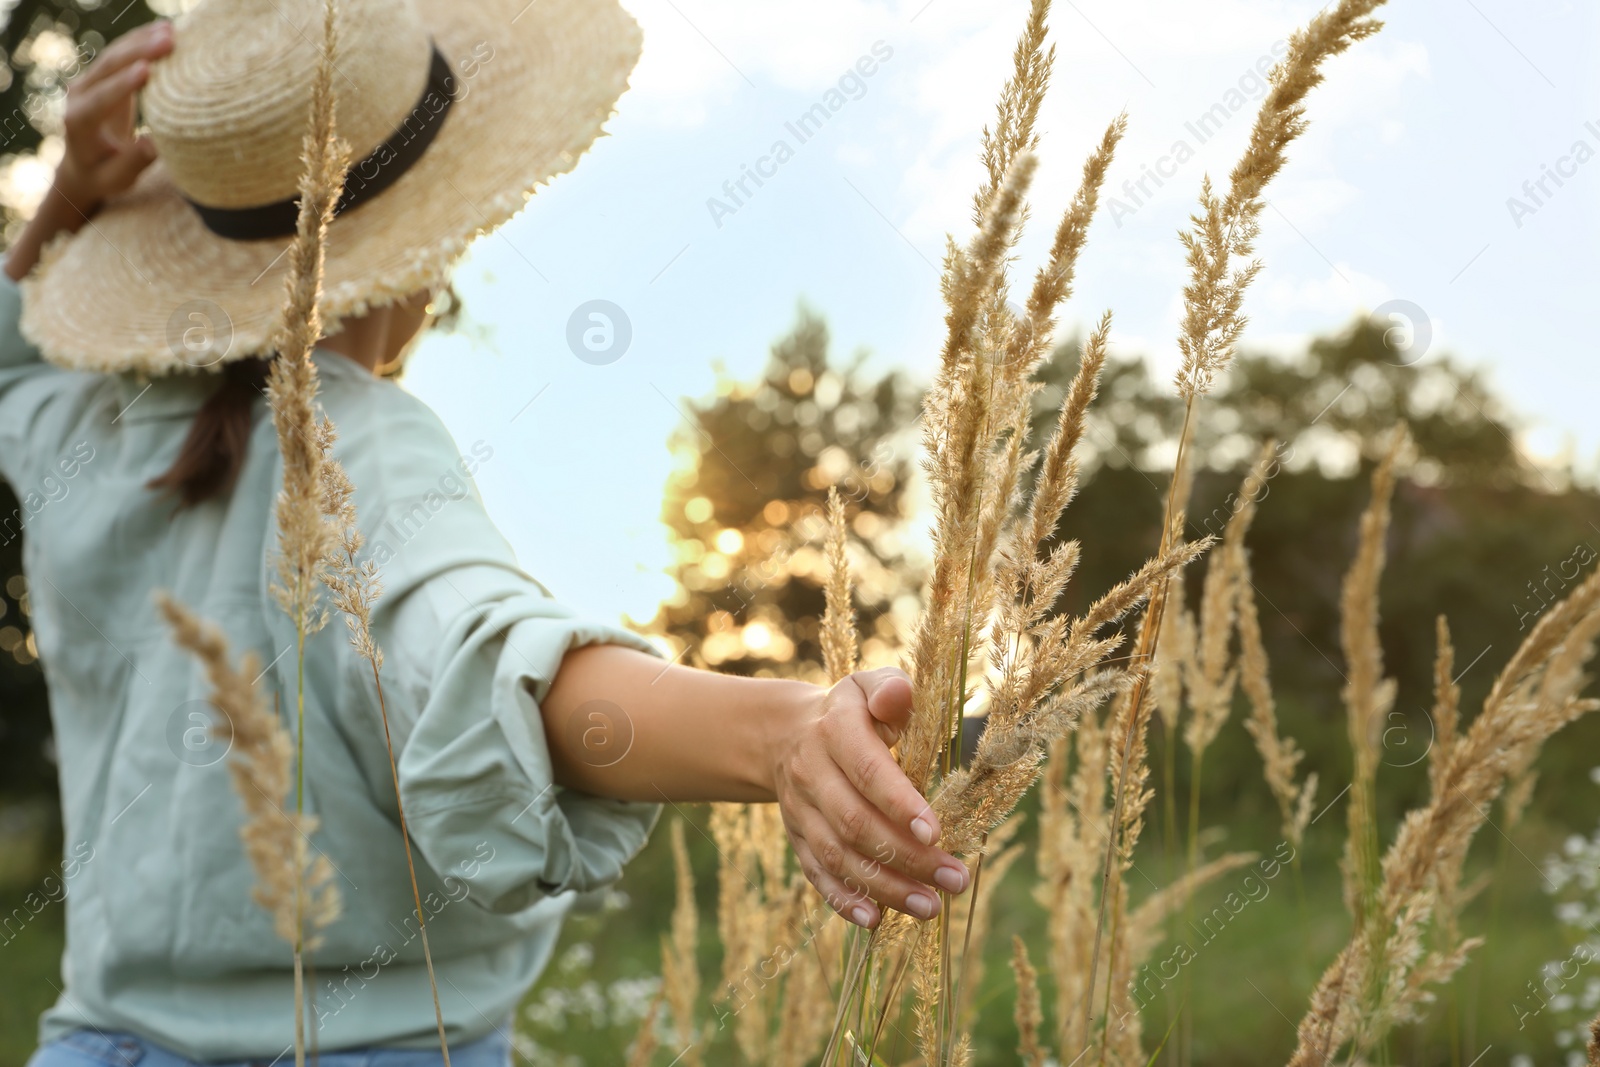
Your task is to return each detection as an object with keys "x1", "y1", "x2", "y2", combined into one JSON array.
[
  {"x1": 821, "y1": 487, "x2": 858, "y2": 683},
  {"x1": 1237, "y1": 544, "x2": 1316, "y2": 855},
  {"x1": 160, "y1": 1, "x2": 451, "y2": 1060},
  {"x1": 260, "y1": 0, "x2": 346, "y2": 1054},
  {"x1": 608, "y1": 0, "x2": 1600, "y2": 1050},
  {"x1": 321, "y1": 447, "x2": 452, "y2": 1064},
  {"x1": 661, "y1": 818, "x2": 705, "y2": 1067},
  {"x1": 684, "y1": 492, "x2": 858, "y2": 1067},
  {"x1": 1011, "y1": 935, "x2": 1048, "y2": 1067},
  {"x1": 548, "y1": 2, "x2": 1600, "y2": 1063},
  {"x1": 156, "y1": 595, "x2": 340, "y2": 1066},
  {"x1": 1179, "y1": 447, "x2": 1272, "y2": 902},
  {"x1": 157, "y1": 594, "x2": 343, "y2": 944},
  {"x1": 805, "y1": 0, "x2": 1384, "y2": 1060},
  {"x1": 1289, "y1": 486, "x2": 1600, "y2": 1063},
  {"x1": 1338, "y1": 424, "x2": 1406, "y2": 929},
  {"x1": 818, "y1": 1, "x2": 1388, "y2": 1063},
  {"x1": 1088, "y1": 3, "x2": 1392, "y2": 1055},
  {"x1": 627, "y1": 991, "x2": 666, "y2": 1067}
]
